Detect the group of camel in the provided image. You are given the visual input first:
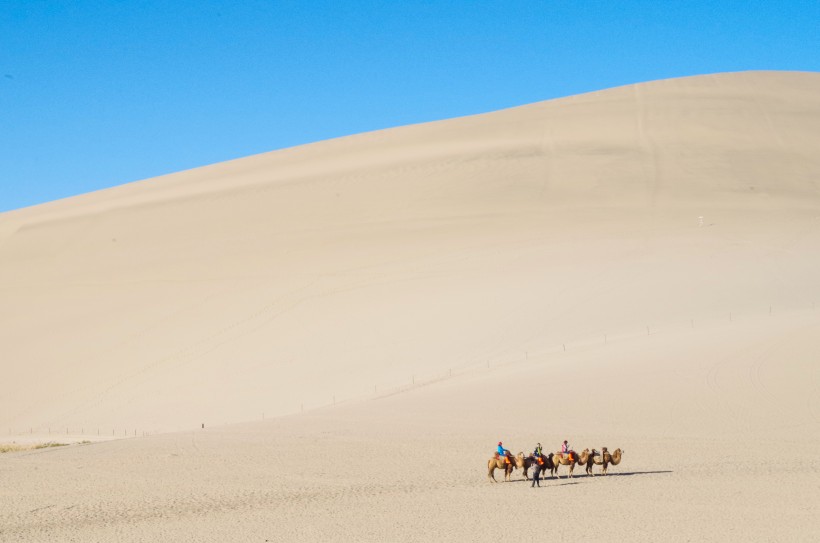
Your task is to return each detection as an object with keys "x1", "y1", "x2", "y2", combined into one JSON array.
[{"x1": 487, "y1": 447, "x2": 624, "y2": 482}]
